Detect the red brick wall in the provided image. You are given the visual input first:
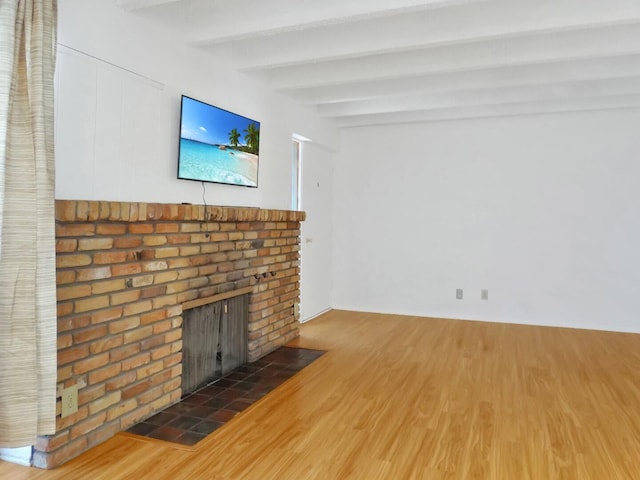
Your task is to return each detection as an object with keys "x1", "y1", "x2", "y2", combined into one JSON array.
[{"x1": 34, "y1": 200, "x2": 305, "y2": 468}]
